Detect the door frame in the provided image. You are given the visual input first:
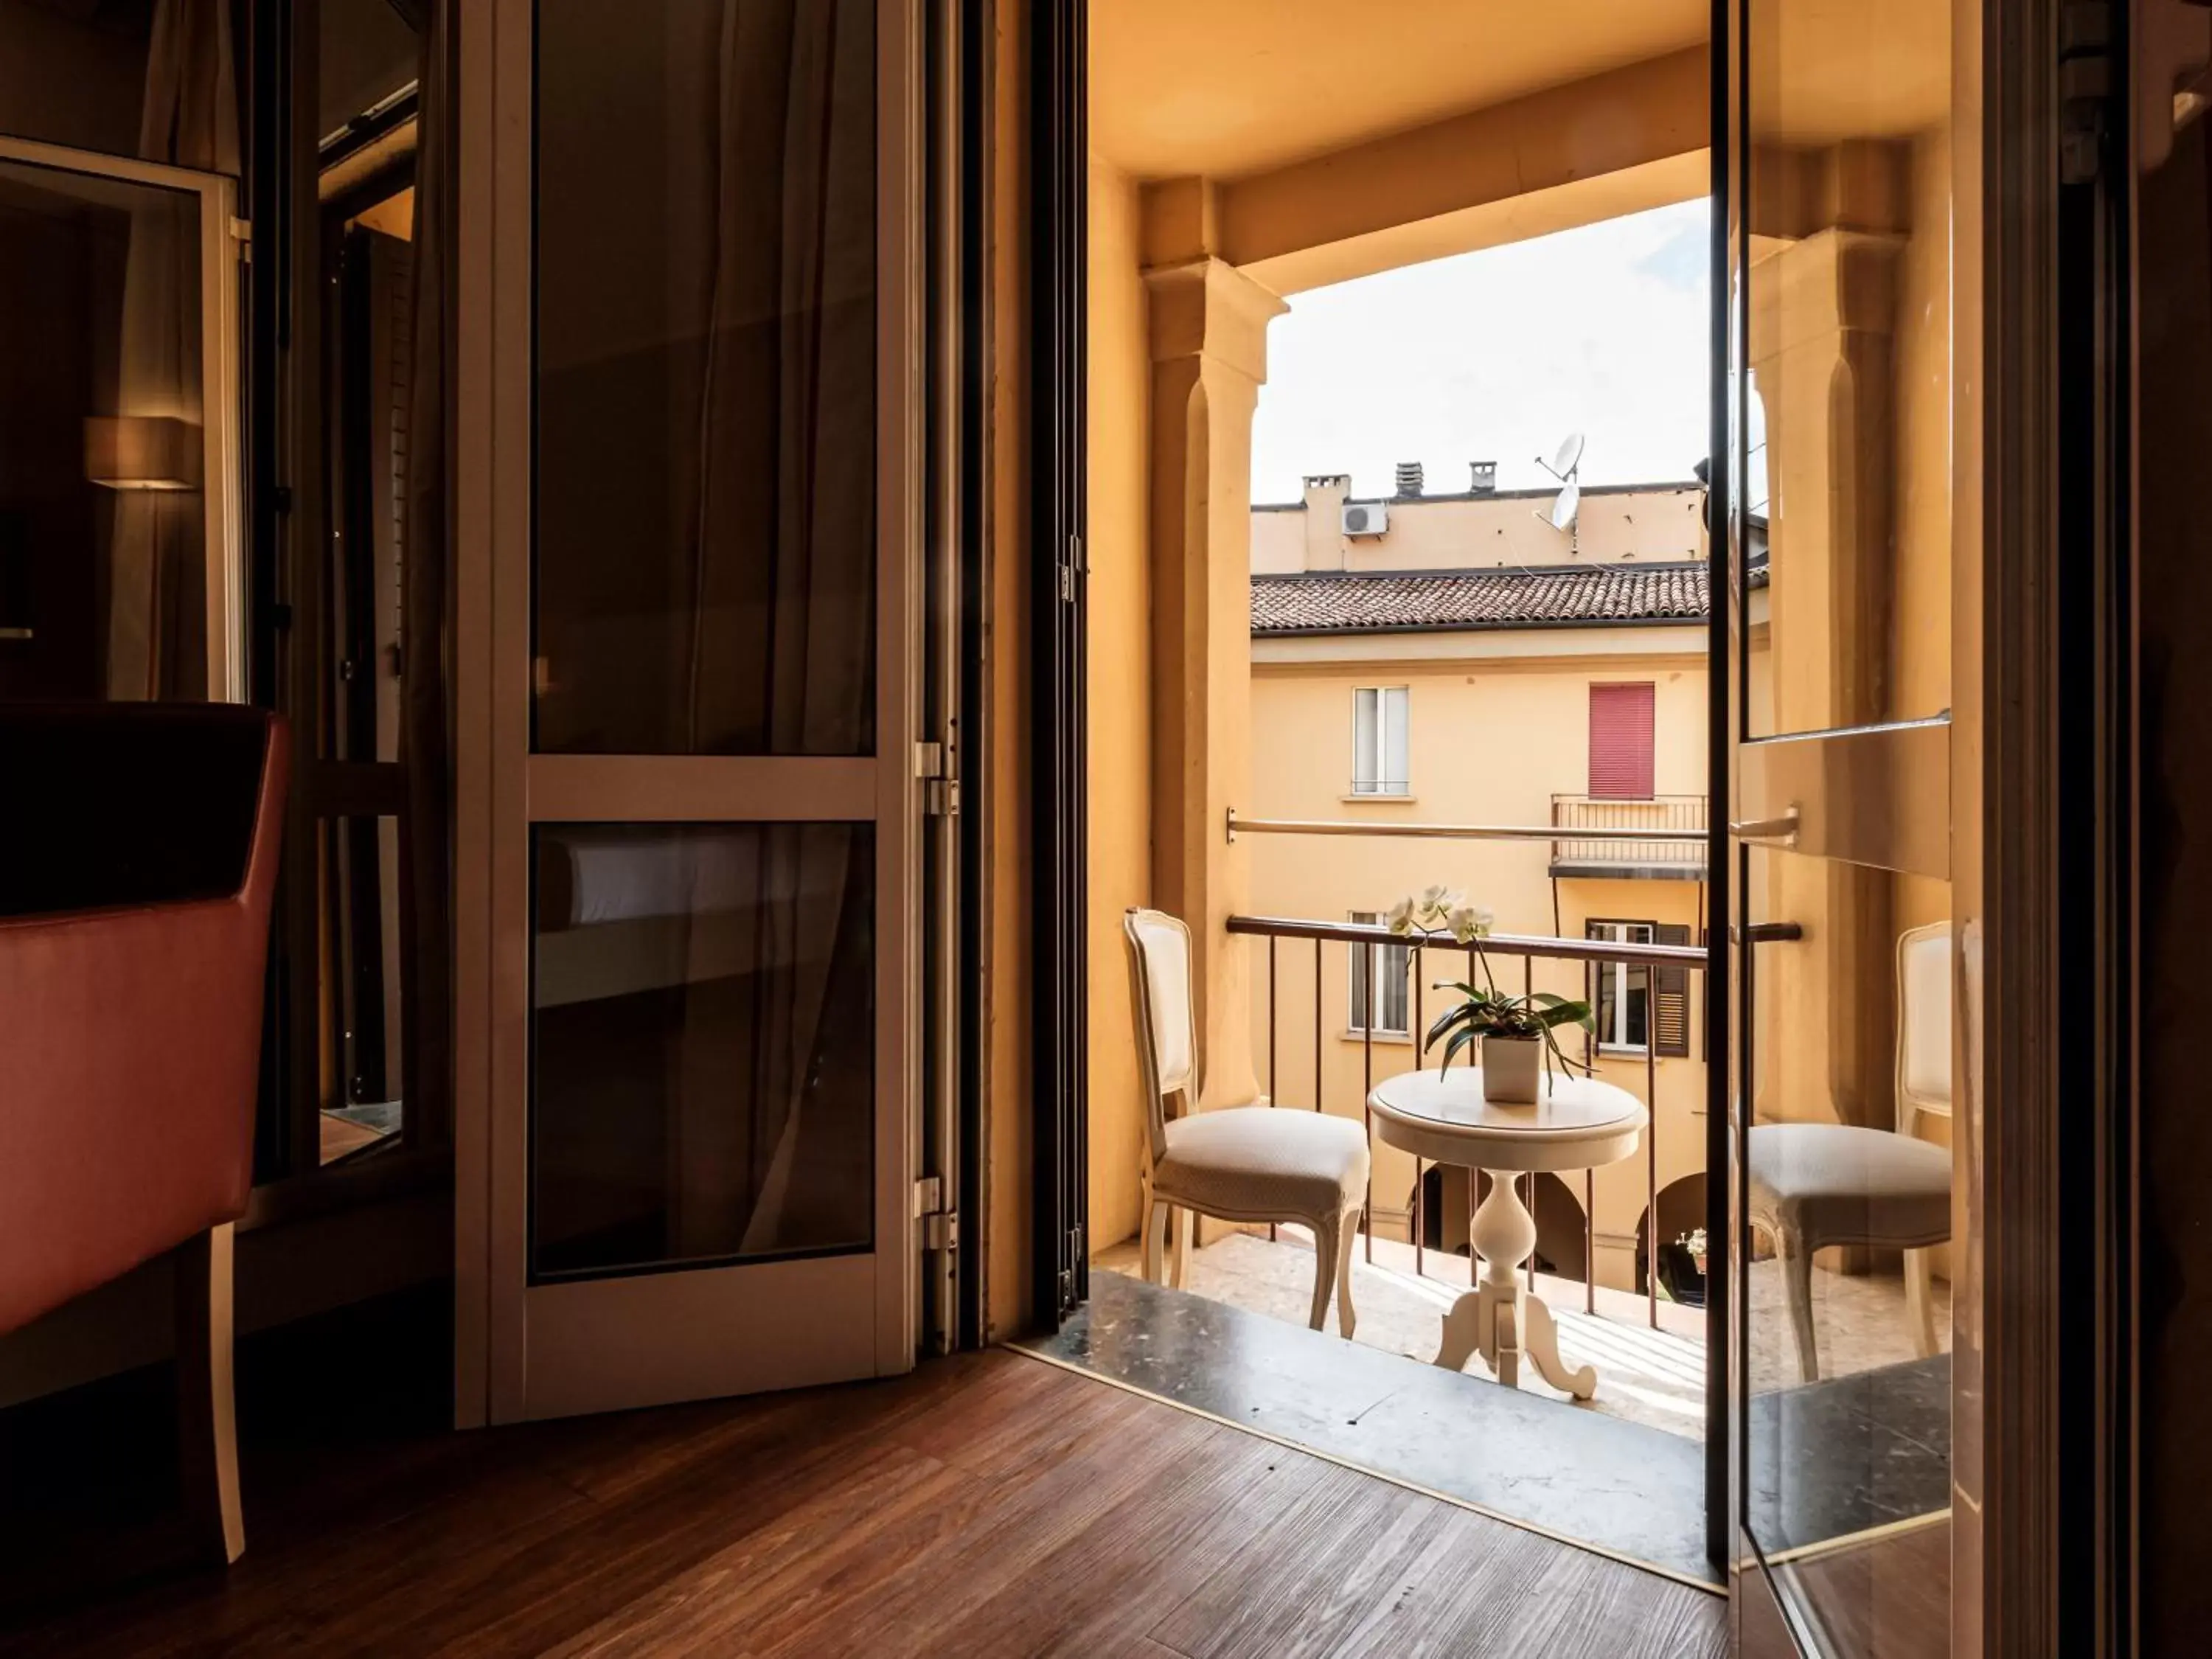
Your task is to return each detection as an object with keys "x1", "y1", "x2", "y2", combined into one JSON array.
[
  {"x1": 1029, "y1": 0, "x2": 1089, "y2": 1333},
  {"x1": 451, "y1": 0, "x2": 928, "y2": 1426}
]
